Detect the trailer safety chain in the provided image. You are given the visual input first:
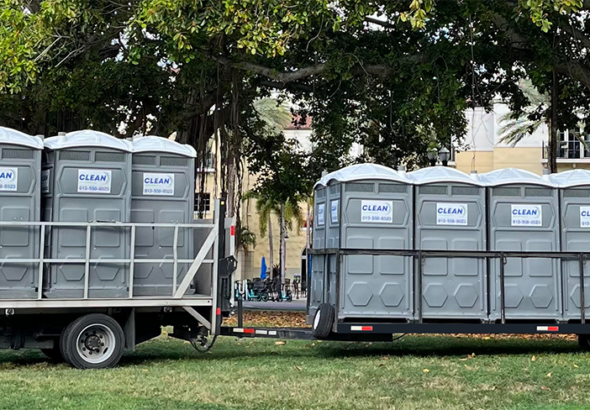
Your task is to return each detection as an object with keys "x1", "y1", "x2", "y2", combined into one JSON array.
[
  {"x1": 392, "y1": 334, "x2": 406, "y2": 342},
  {"x1": 191, "y1": 334, "x2": 218, "y2": 353}
]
